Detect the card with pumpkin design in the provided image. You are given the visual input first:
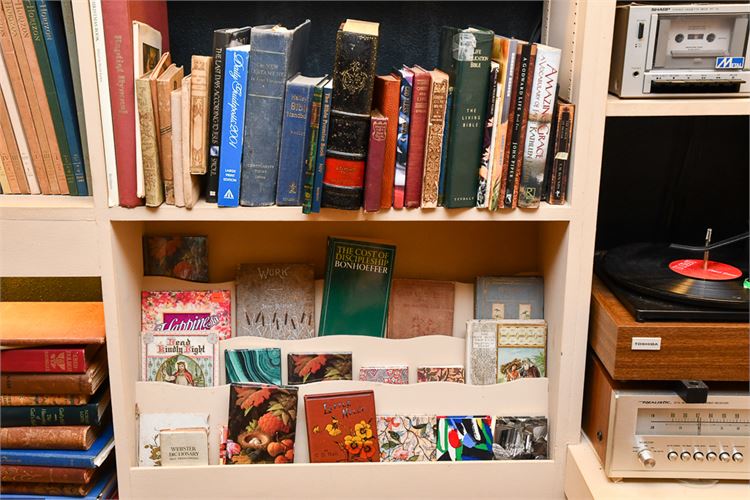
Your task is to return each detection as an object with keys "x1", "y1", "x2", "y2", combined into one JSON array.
[
  {"x1": 304, "y1": 390, "x2": 380, "y2": 463},
  {"x1": 436, "y1": 415, "x2": 494, "y2": 461},
  {"x1": 377, "y1": 415, "x2": 437, "y2": 461},
  {"x1": 286, "y1": 352, "x2": 352, "y2": 384},
  {"x1": 225, "y1": 384, "x2": 298, "y2": 464}
]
